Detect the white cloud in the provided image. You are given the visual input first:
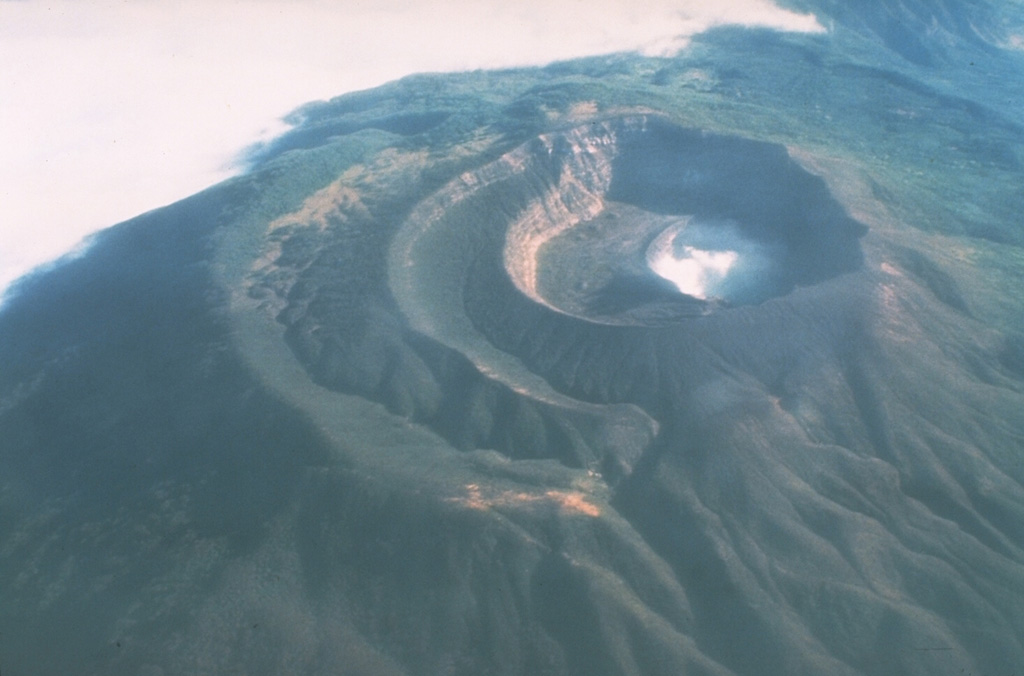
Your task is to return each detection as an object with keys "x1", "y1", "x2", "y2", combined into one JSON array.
[
  {"x1": 0, "y1": 0, "x2": 822, "y2": 298},
  {"x1": 650, "y1": 246, "x2": 740, "y2": 299}
]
